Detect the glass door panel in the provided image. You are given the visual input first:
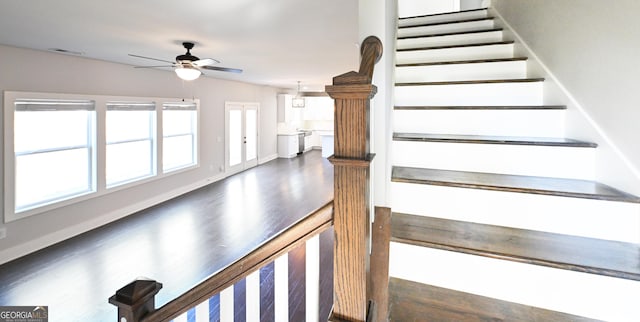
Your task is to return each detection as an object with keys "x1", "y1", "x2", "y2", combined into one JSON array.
[{"x1": 225, "y1": 102, "x2": 259, "y2": 174}]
